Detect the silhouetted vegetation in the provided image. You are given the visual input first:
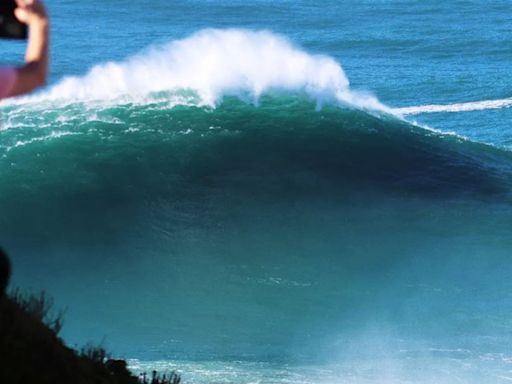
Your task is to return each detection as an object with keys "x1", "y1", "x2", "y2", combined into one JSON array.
[
  {"x1": 80, "y1": 343, "x2": 110, "y2": 364},
  {"x1": 138, "y1": 370, "x2": 181, "y2": 384},
  {"x1": 0, "y1": 249, "x2": 182, "y2": 384},
  {"x1": 9, "y1": 288, "x2": 65, "y2": 334},
  {"x1": 0, "y1": 248, "x2": 10, "y2": 295},
  {"x1": 0, "y1": 288, "x2": 141, "y2": 383}
]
